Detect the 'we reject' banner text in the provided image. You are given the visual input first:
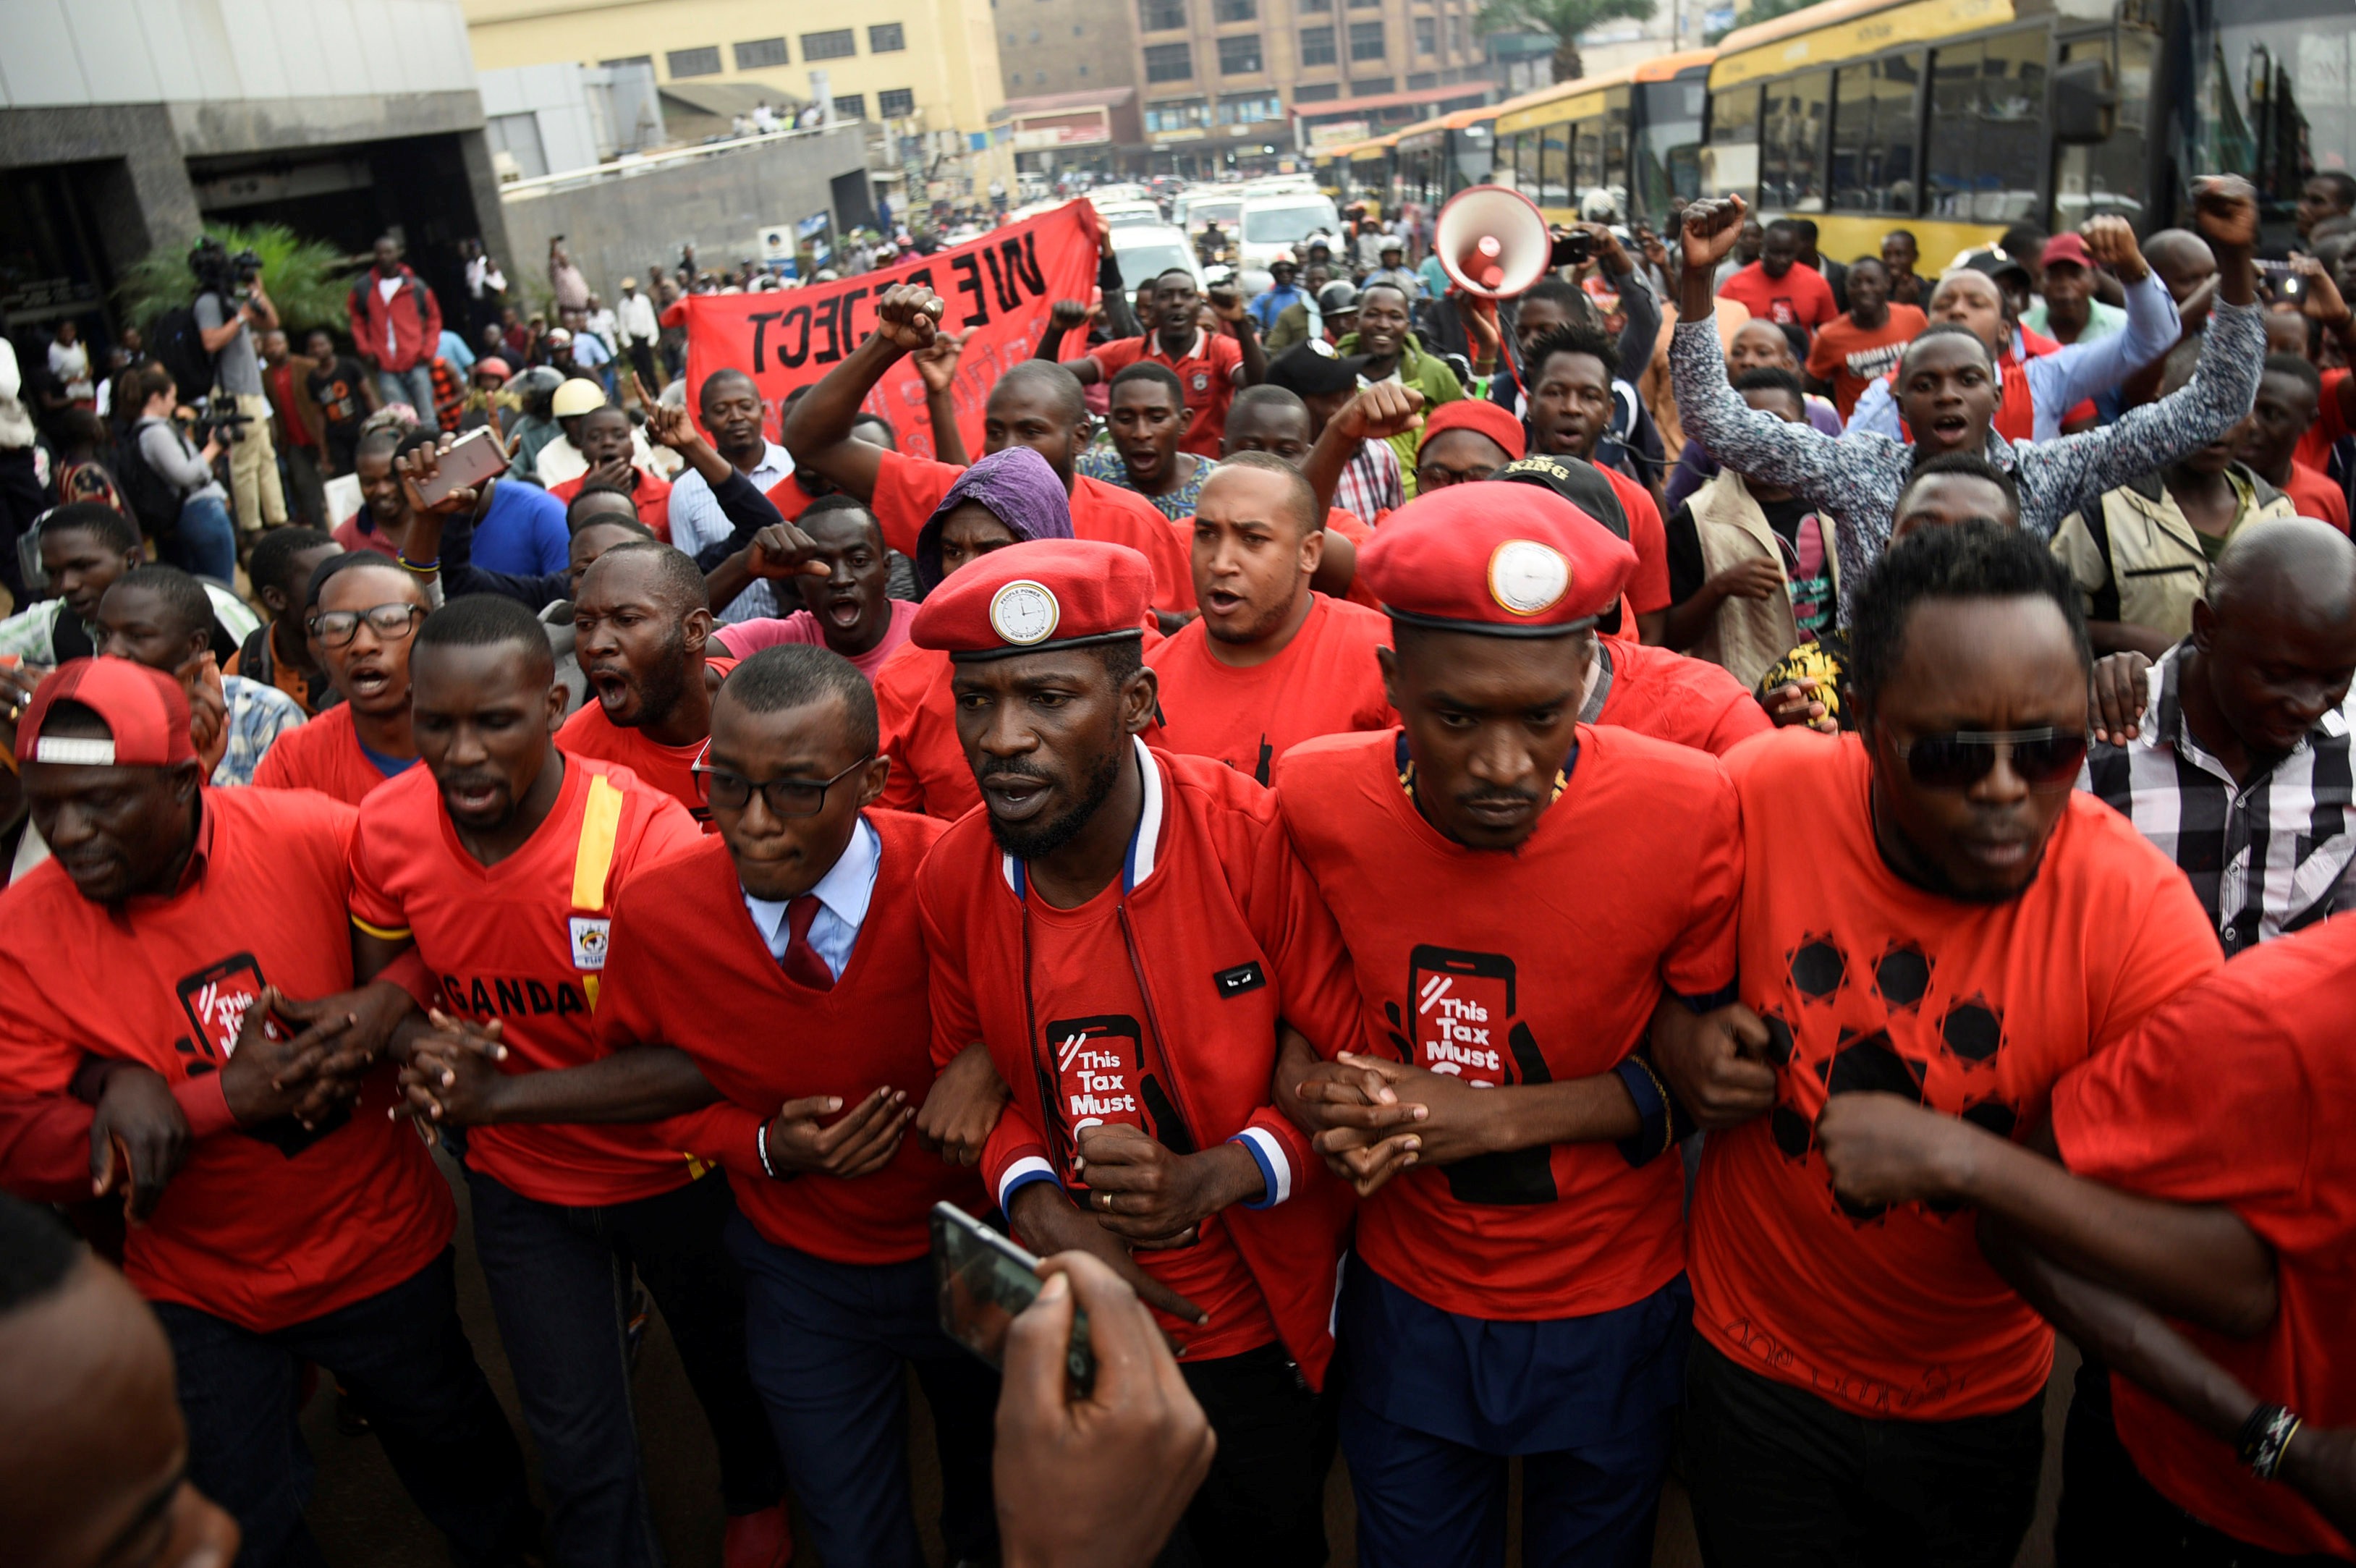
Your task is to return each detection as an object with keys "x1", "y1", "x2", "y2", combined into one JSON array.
[{"x1": 683, "y1": 201, "x2": 1100, "y2": 465}]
